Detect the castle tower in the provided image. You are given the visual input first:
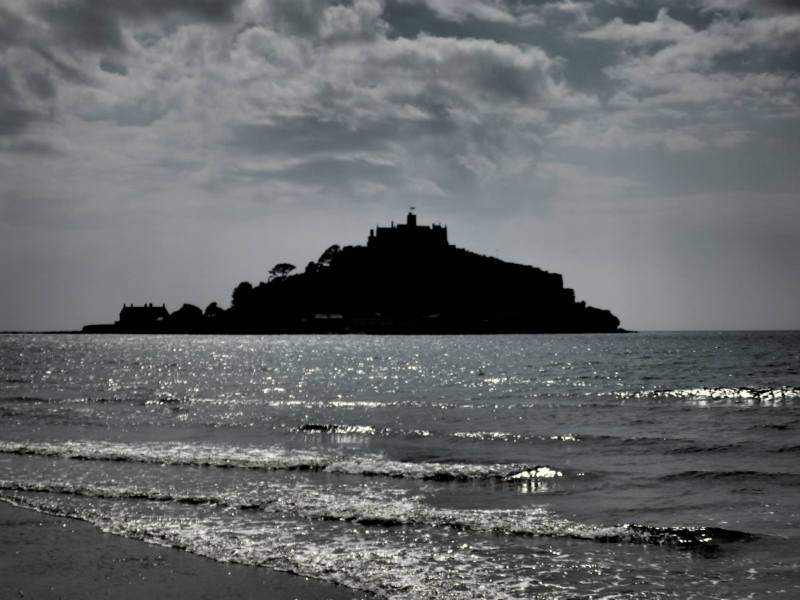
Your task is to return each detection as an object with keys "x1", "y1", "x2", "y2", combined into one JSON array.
[{"x1": 368, "y1": 211, "x2": 448, "y2": 248}]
